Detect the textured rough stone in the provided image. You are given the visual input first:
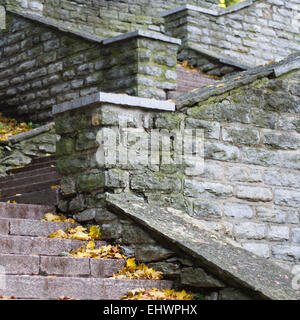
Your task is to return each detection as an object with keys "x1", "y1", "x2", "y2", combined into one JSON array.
[
  {"x1": 135, "y1": 245, "x2": 174, "y2": 263},
  {"x1": 224, "y1": 202, "x2": 254, "y2": 219},
  {"x1": 181, "y1": 267, "x2": 225, "y2": 288},
  {"x1": 242, "y1": 243, "x2": 270, "y2": 259},
  {"x1": 236, "y1": 186, "x2": 273, "y2": 202},
  {"x1": 218, "y1": 288, "x2": 252, "y2": 300},
  {"x1": 234, "y1": 222, "x2": 266, "y2": 240},
  {"x1": 267, "y1": 226, "x2": 290, "y2": 241},
  {"x1": 106, "y1": 194, "x2": 299, "y2": 300},
  {"x1": 184, "y1": 180, "x2": 233, "y2": 198},
  {"x1": 274, "y1": 189, "x2": 300, "y2": 208},
  {"x1": 193, "y1": 200, "x2": 222, "y2": 218}
]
